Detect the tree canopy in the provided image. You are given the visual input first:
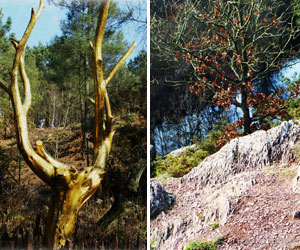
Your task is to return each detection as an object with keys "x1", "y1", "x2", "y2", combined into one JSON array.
[{"x1": 151, "y1": 0, "x2": 300, "y2": 150}]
